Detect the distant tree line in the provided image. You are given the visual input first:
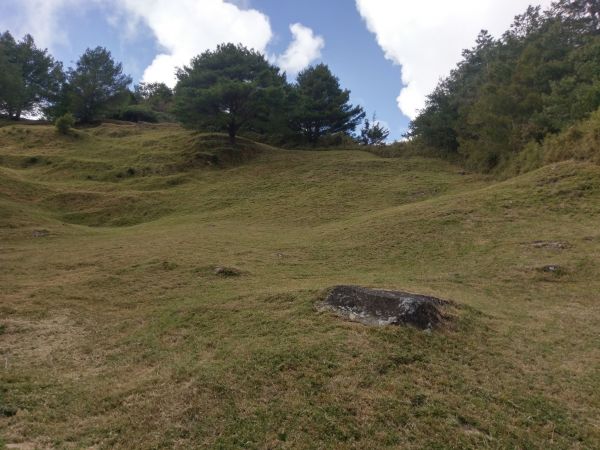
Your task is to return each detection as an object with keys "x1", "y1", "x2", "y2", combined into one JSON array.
[
  {"x1": 407, "y1": 0, "x2": 600, "y2": 171},
  {"x1": 0, "y1": 33, "x2": 386, "y2": 146}
]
